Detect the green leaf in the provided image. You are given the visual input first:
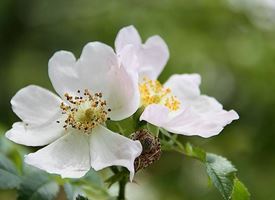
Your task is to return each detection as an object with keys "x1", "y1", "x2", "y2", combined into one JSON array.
[
  {"x1": 83, "y1": 169, "x2": 104, "y2": 187},
  {"x1": 18, "y1": 170, "x2": 59, "y2": 200},
  {"x1": 76, "y1": 195, "x2": 89, "y2": 200},
  {"x1": 65, "y1": 169, "x2": 110, "y2": 200},
  {"x1": 146, "y1": 123, "x2": 159, "y2": 137},
  {"x1": 106, "y1": 117, "x2": 137, "y2": 136},
  {"x1": 106, "y1": 107, "x2": 146, "y2": 136},
  {"x1": 161, "y1": 134, "x2": 251, "y2": 200},
  {"x1": 159, "y1": 128, "x2": 183, "y2": 152},
  {"x1": 185, "y1": 143, "x2": 206, "y2": 162},
  {"x1": 80, "y1": 170, "x2": 110, "y2": 200},
  {"x1": 231, "y1": 178, "x2": 250, "y2": 200},
  {"x1": 205, "y1": 153, "x2": 237, "y2": 200},
  {"x1": 82, "y1": 184, "x2": 110, "y2": 200},
  {"x1": 64, "y1": 182, "x2": 83, "y2": 200},
  {"x1": 105, "y1": 170, "x2": 127, "y2": 188},
  {"x1": 0, "y1": 154, "x2": 21, "y2": 189}
]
